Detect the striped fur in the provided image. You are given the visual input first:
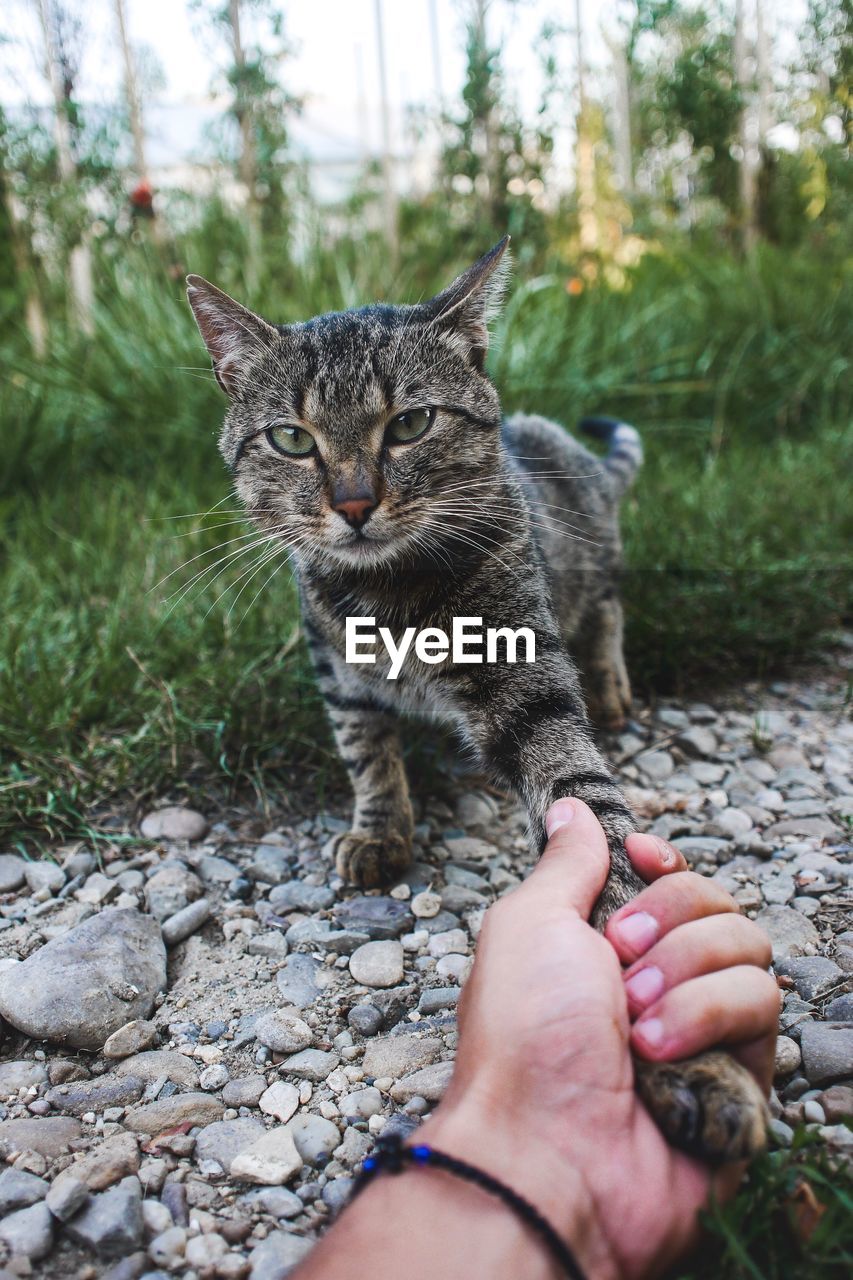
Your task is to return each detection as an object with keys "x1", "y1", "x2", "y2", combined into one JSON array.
[{"x1": 187, "y1": 240, "x2": 769, "y2": 1162}]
